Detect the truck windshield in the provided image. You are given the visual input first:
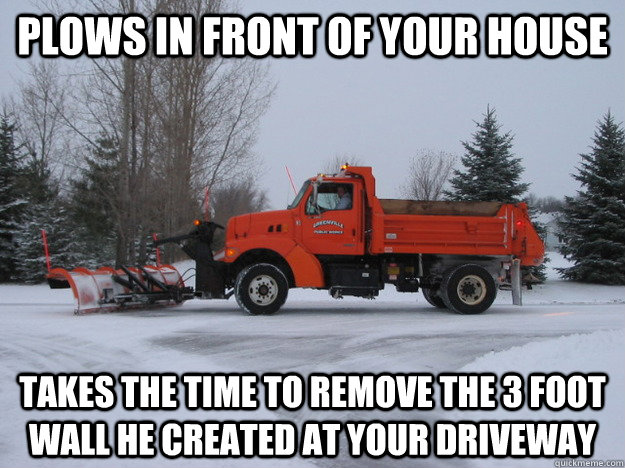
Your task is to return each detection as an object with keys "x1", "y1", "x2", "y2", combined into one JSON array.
[{"x1": 287, "y1": 180, "x2": 310, "y2": 209}]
